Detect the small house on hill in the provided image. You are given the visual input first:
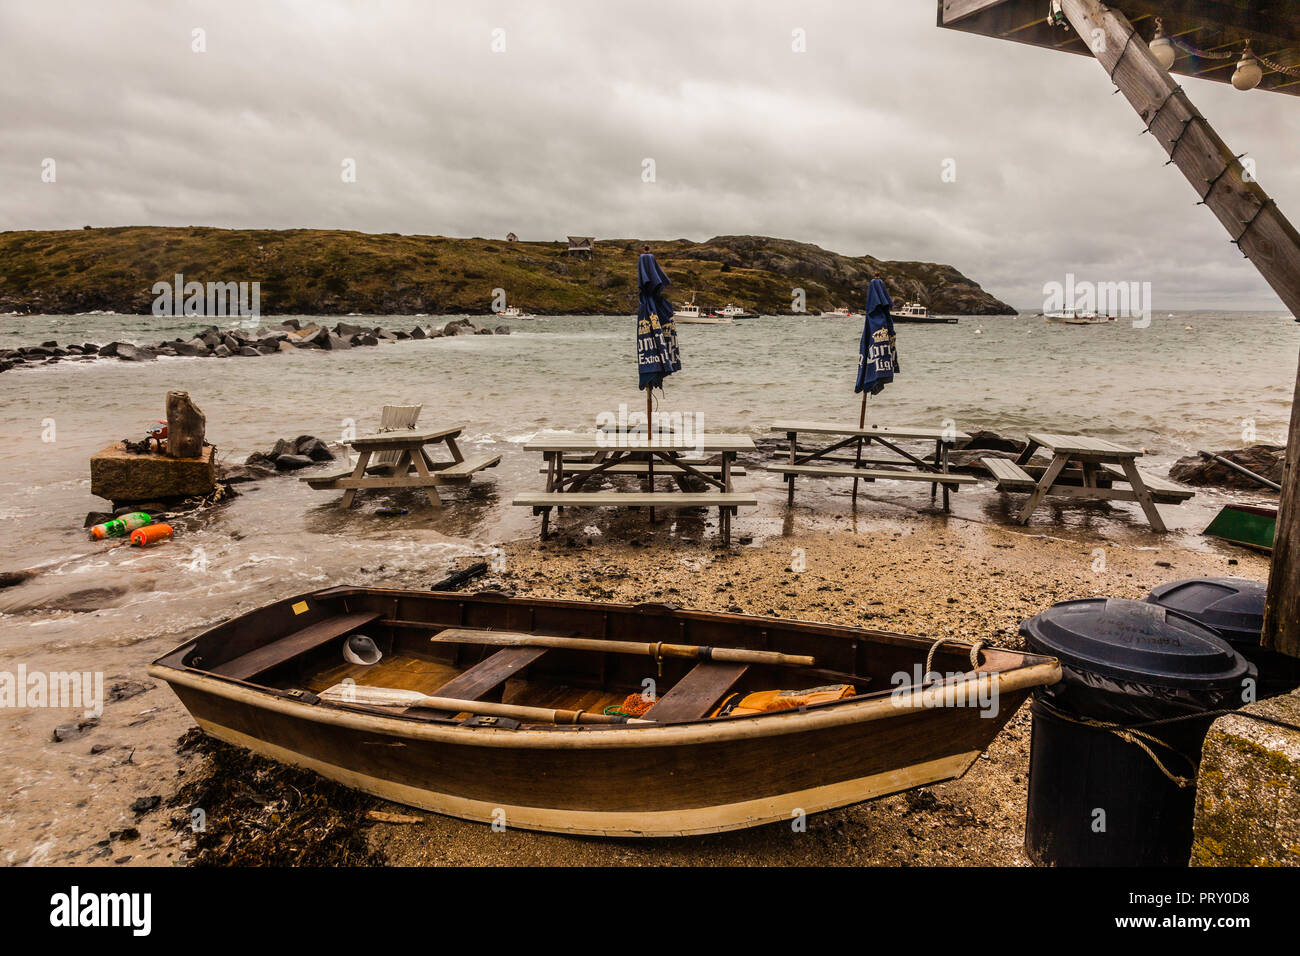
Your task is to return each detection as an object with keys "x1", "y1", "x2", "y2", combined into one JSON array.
[
  {"x1": 506, "y1": 232, "x2": 518, "y2": 242},
  {"x1": 565, "y1": 236, "x2": 594, "y2": 259}
]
